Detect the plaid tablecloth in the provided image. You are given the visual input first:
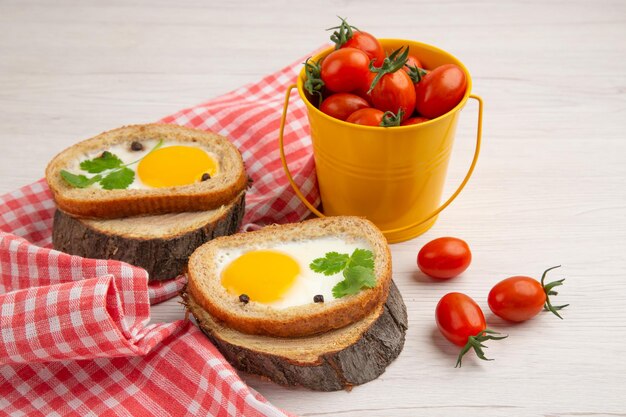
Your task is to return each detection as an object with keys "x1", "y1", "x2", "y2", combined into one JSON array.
[{"x1": 0, "y1": 48, "x2": 325, "y2": 416}]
